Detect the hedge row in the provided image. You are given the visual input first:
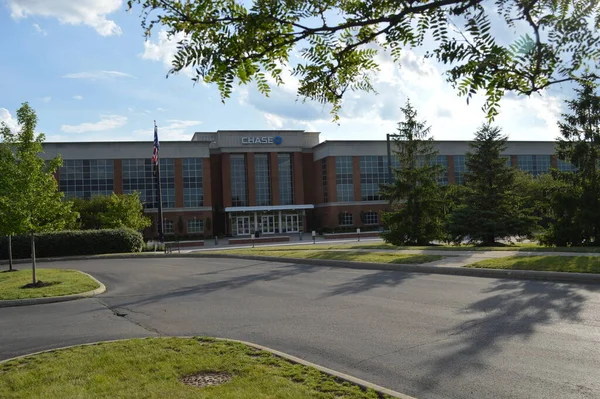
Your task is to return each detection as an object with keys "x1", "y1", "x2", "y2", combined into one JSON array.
[{"x1": 0, "y1": 228, "x2": 144, "y2": 260}]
